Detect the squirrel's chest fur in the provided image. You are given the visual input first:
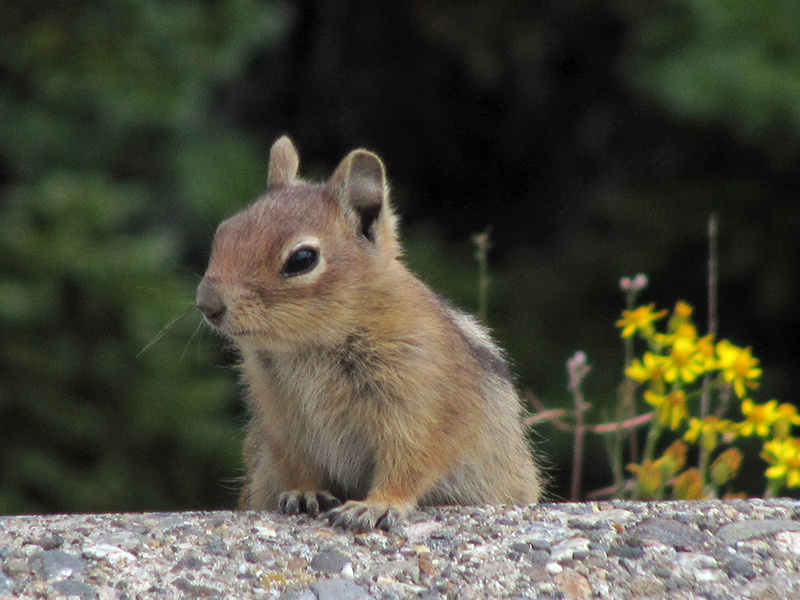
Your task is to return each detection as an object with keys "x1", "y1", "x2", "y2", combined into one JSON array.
[{"x1": 240, "y1": 328, "x2": 425, "y2": 499}]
